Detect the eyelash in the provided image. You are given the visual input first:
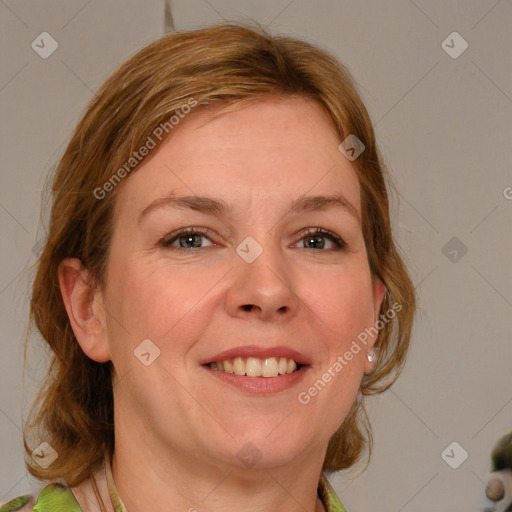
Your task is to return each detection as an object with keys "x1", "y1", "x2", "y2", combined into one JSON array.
[{"x1": 159, "y1": 227, "x2": 347, "y2": 251}]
